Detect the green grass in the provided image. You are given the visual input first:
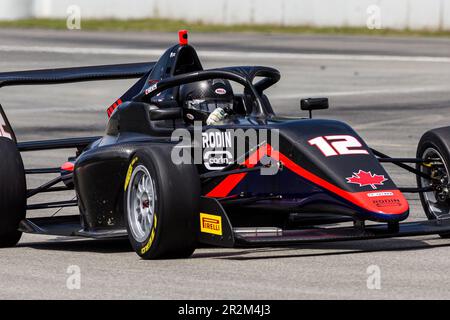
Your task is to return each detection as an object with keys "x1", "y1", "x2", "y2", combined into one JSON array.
[{"x1": 0, "y1": 18, "x2": 449, "y2": 37}]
